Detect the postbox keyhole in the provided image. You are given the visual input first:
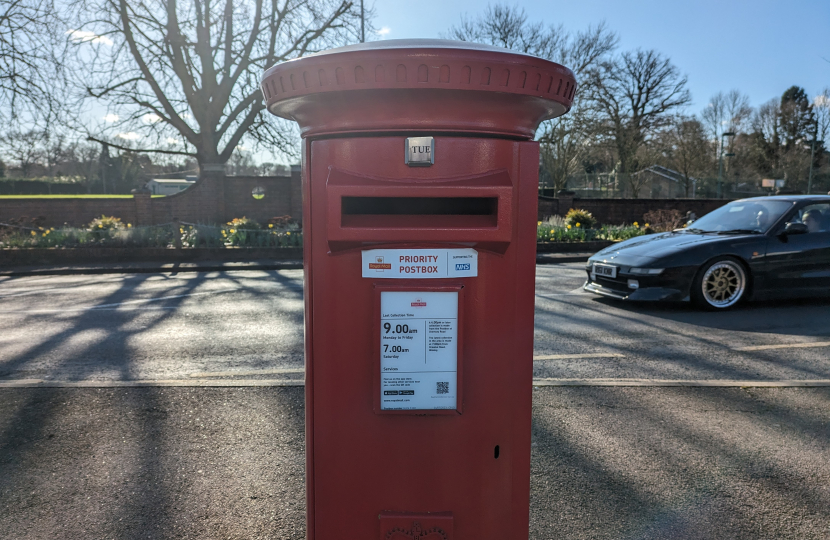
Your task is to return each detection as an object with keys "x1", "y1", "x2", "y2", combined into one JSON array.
[{"x1": 494, "y1": 445, "x2": 500, "y2": 459}]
